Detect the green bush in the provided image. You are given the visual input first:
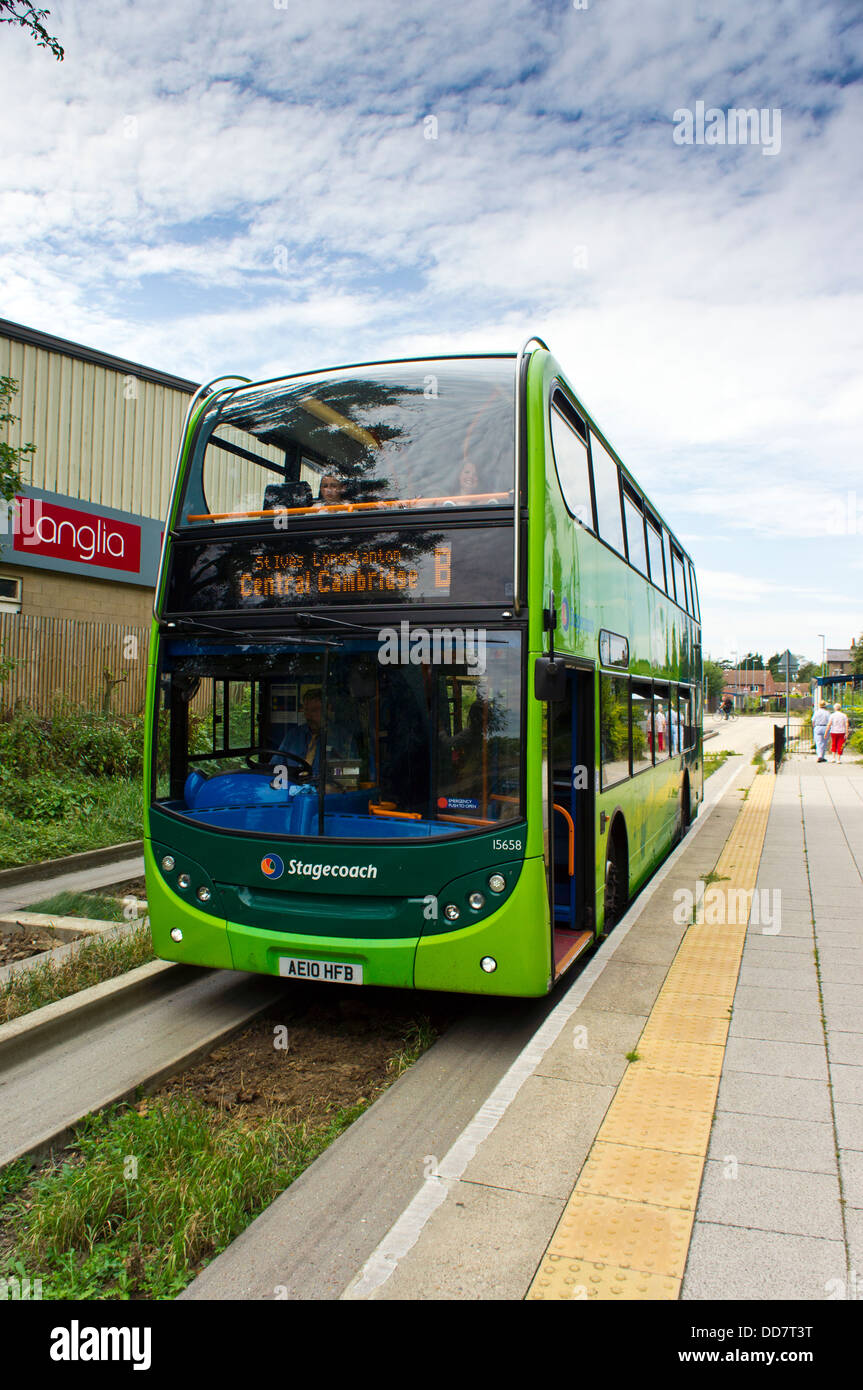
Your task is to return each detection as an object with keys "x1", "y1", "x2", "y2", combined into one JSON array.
[
  {"x1": 0, "y1": 702, "x2": 146, "y2": 780},
  {"x1": 0, "y1": 770, "x2": 94, "y2": 821},
  {"x1": 0, "y1": 777, "x2": 142, "y2": 869},
  {"x1": 0, "y1": 704, "x2": 45, "y2": 777}
]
